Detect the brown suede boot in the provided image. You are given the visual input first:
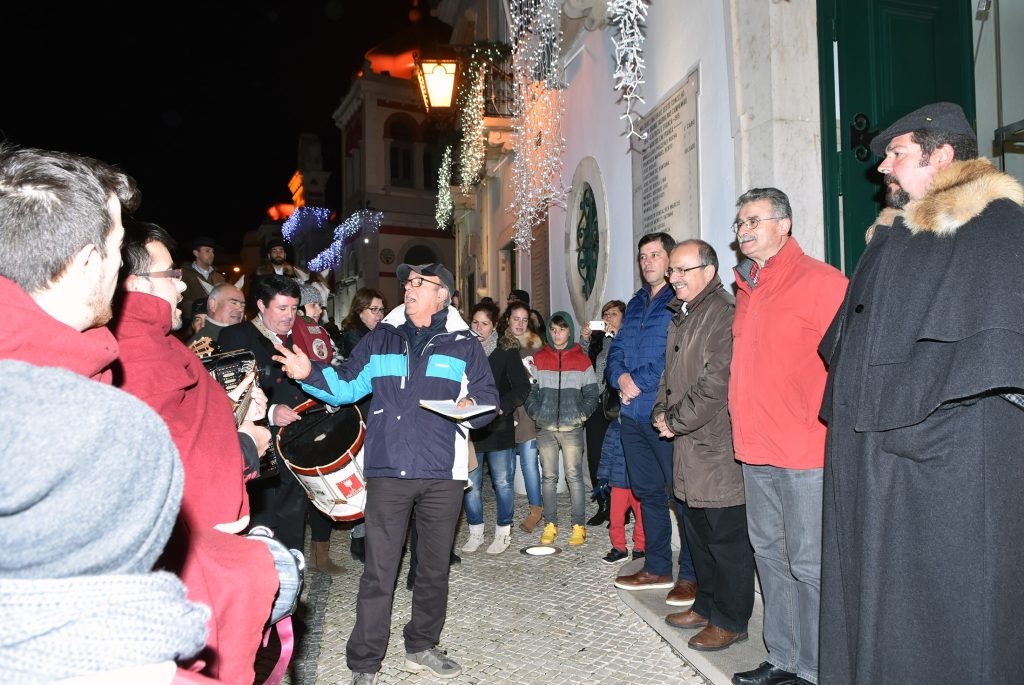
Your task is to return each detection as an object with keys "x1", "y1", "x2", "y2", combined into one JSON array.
[
  {"x1": 519, "y1": 505, "x2": 544, "y2": 533},
  {"x1": 310, "y1": 540, "x2": 346, "y2": 575}
]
